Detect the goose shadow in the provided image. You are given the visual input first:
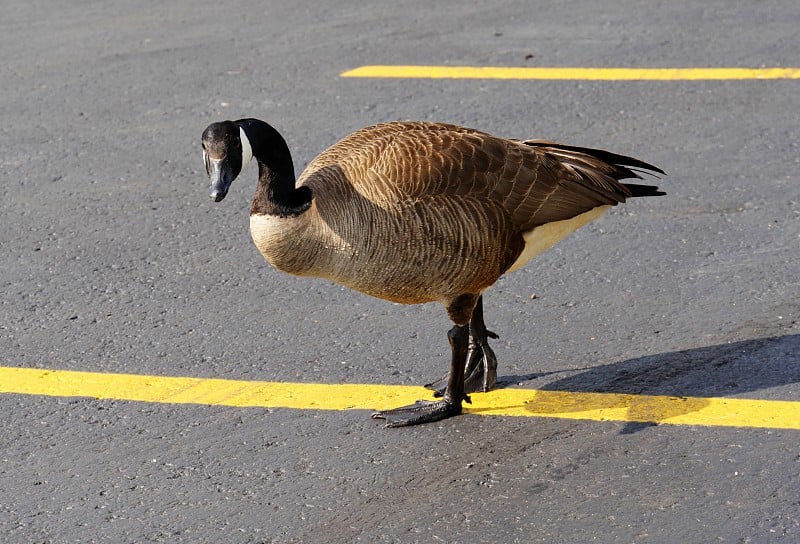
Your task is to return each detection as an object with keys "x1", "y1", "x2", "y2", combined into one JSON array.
[{"x1": 489, "y1": 333, "x2": 800, "y2": 432}]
